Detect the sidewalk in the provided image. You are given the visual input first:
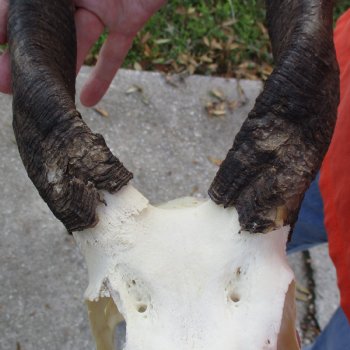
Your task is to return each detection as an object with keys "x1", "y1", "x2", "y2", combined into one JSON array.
[{"x1": 0, "y1": 67, "x2": 339, "y2": 349}]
